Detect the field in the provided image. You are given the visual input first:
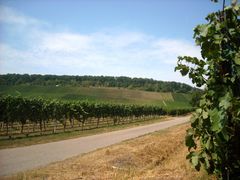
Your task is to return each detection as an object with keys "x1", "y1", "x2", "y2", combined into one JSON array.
[
  {"x1": 0, "y1": 85, "x2": 191, "y2": 109},
  {"x1": 5, "y1": 124, "x2": 215, "y2": 180},
  {"x1": 0, "y1": 85, "x2": 193, "y2": 145}
]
